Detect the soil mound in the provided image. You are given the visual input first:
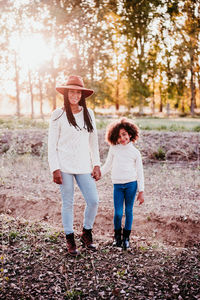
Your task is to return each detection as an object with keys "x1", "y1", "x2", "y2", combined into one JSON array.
[
  {"x1": 0, "y1": 129, "x2": 199, "y2": 162},
  {"x1": 0, "y1": 129, "x2": 199, "y2": 249}
]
